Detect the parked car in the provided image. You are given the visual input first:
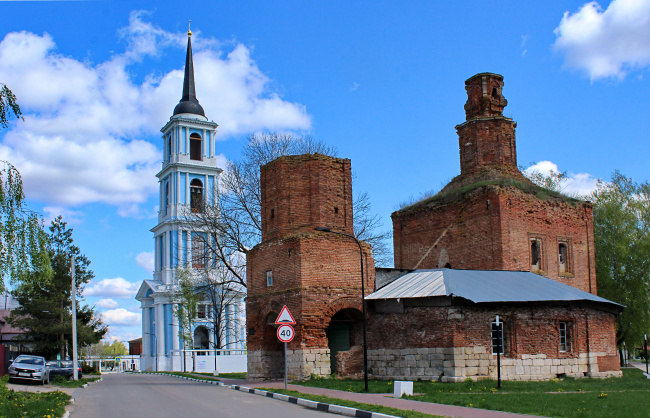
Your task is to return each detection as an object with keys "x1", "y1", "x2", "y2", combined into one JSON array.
[
  {"x1": 8, "y1": 355, "x2": 49, "y2": 385},
  {"x1": 46, "y1": 360, "x2": 83, "y2": 380}
]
